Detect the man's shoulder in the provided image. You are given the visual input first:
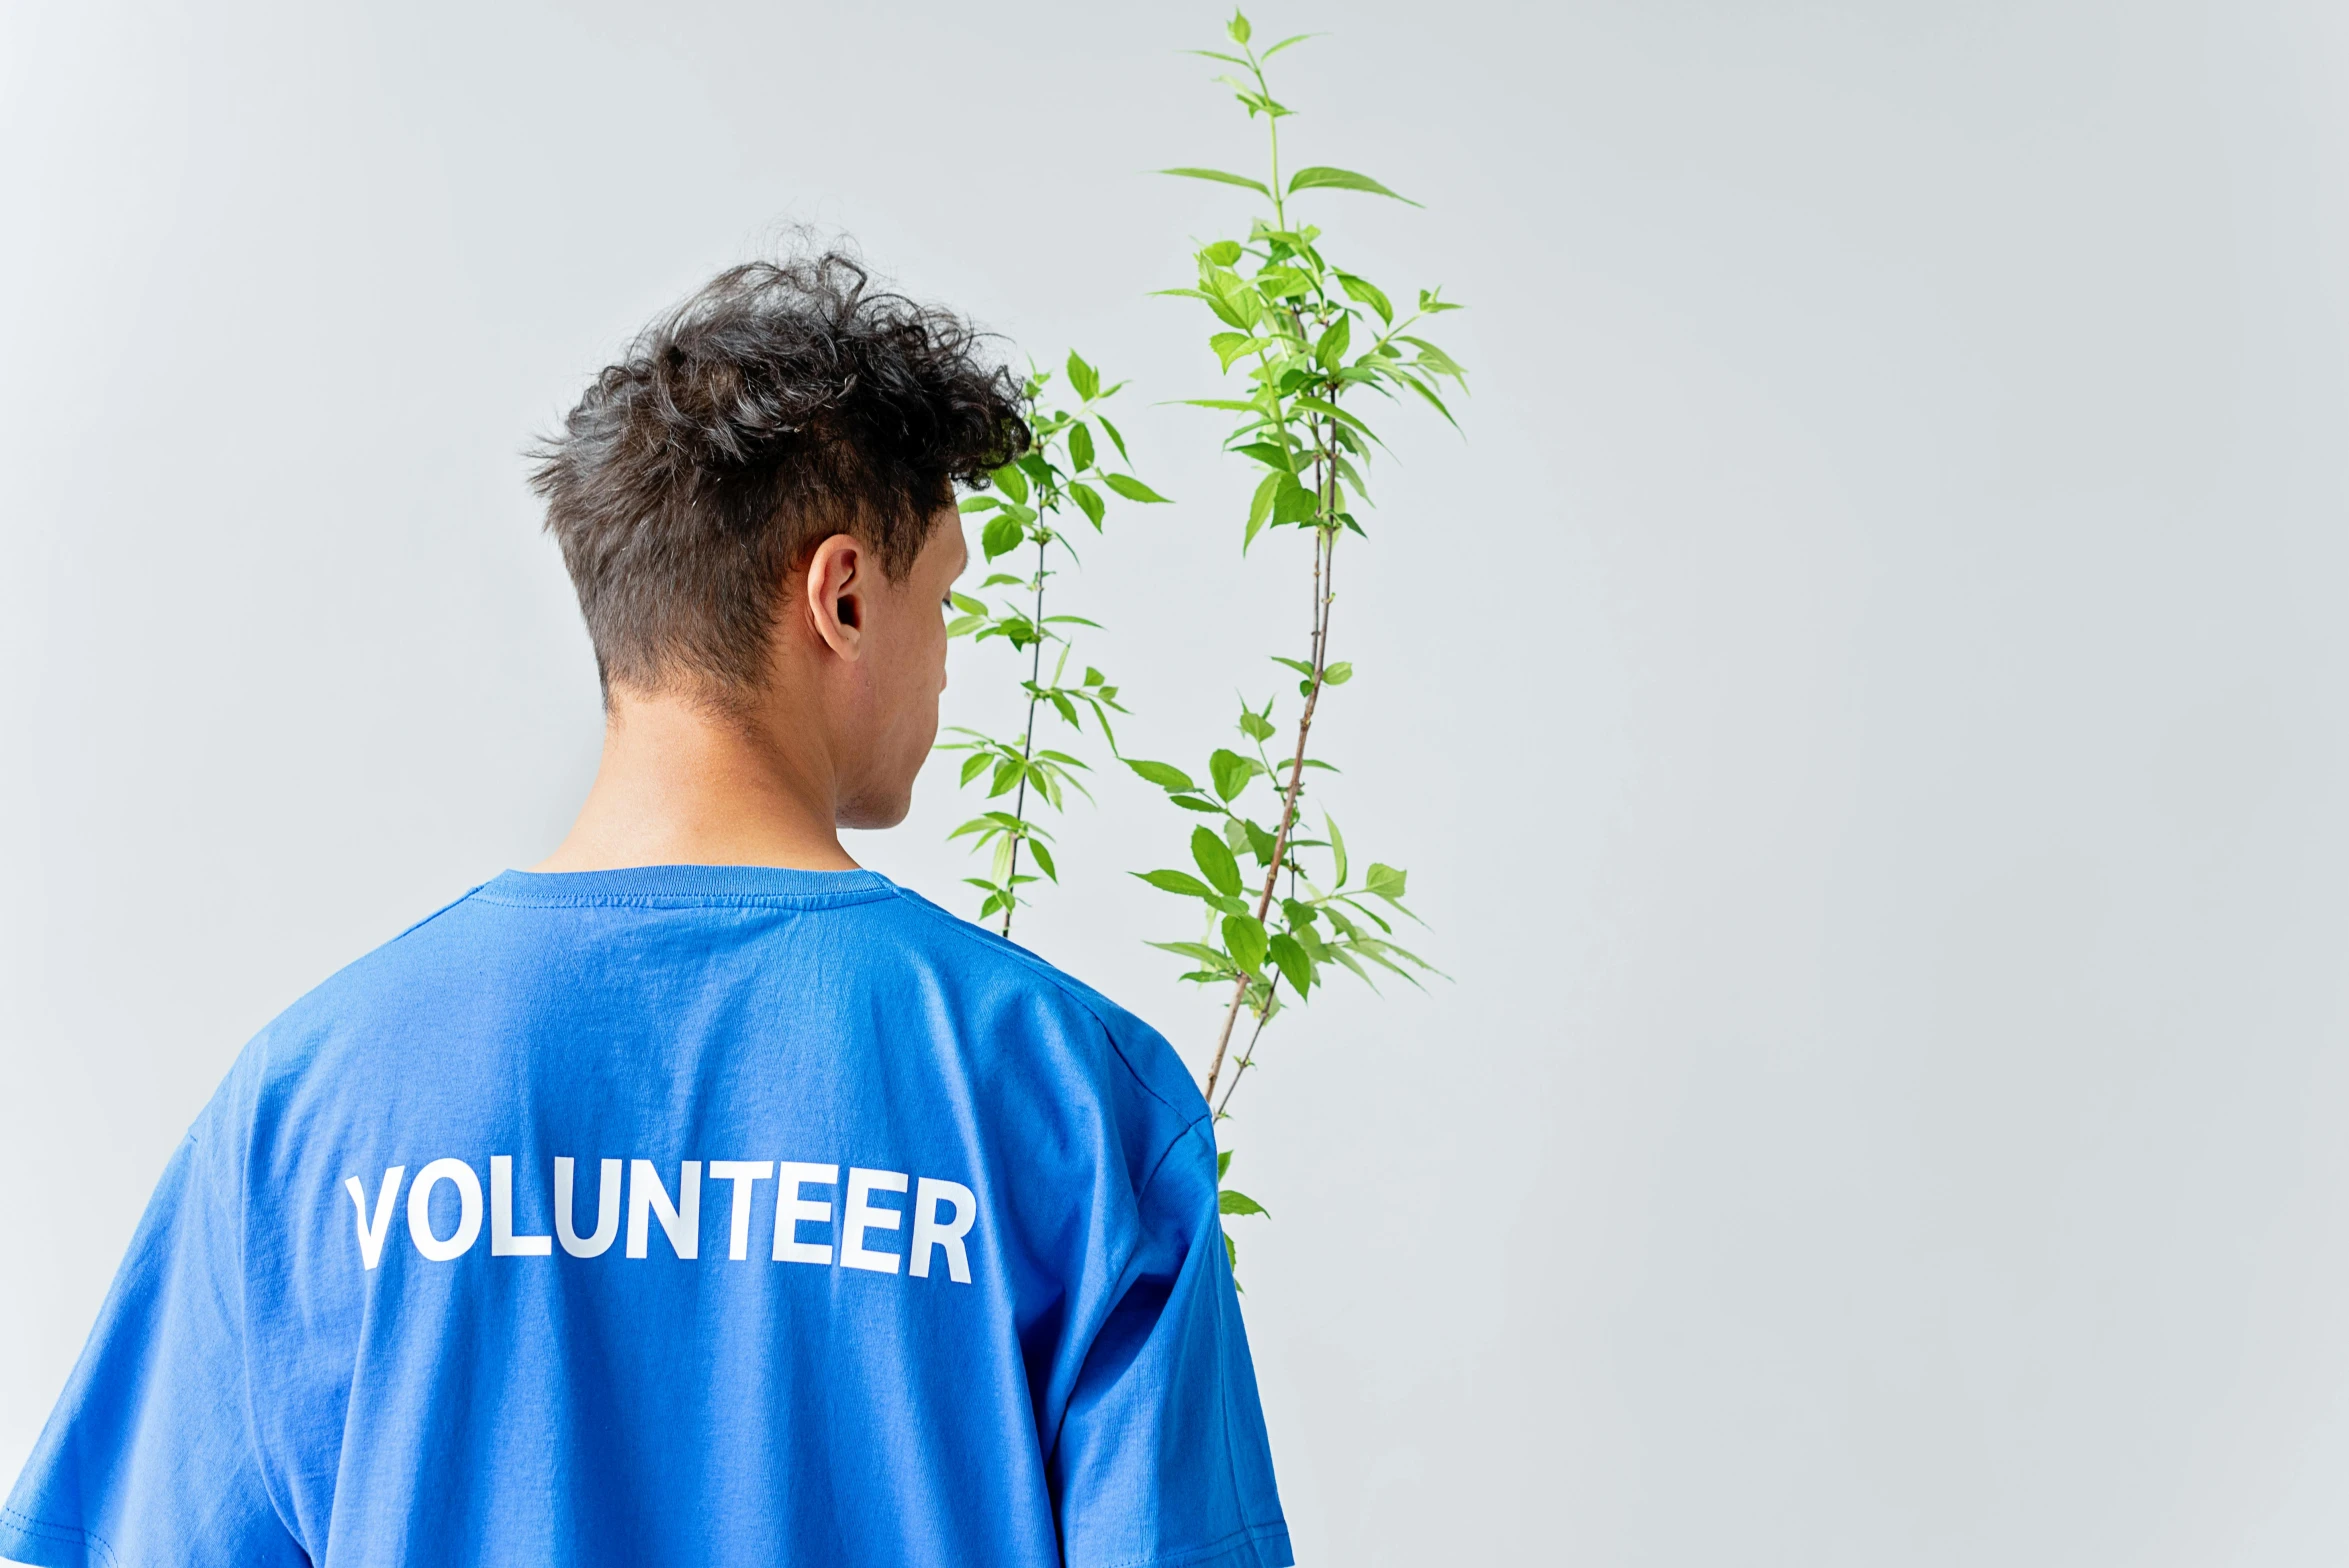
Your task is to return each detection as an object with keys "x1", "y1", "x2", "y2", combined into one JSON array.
[
  {"x1": 872, "y1": 885, "x2": 1208, "y2": 1127},
  {"x1": 213, "y1": 880, "x2": 496, "y2": 1098},
  {"x1": 877, "y1": 882, "x2": 1138, "y2": 1026}
]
